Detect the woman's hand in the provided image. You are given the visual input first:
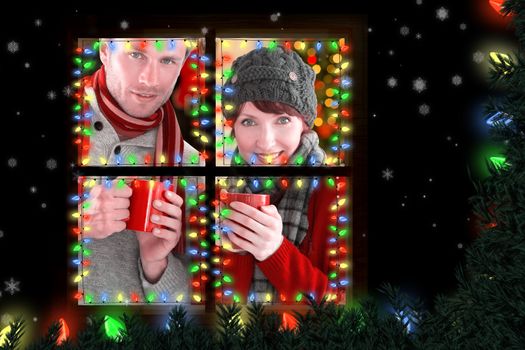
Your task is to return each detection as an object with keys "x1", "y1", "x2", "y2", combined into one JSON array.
[
  {"x1": 82, "y1": 181, "x2": 131, "y2": 239},
  {"x1": 222, "y1": 201, "x2": 284, "y2": 261},
  {"x1": 136, "y1": 190, "x2": 183, "y2": 283}
]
